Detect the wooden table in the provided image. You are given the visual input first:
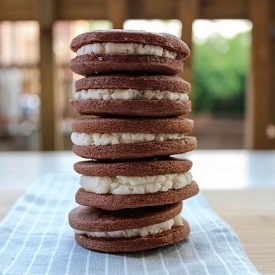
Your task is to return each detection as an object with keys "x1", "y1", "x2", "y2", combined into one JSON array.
[{"x1": 0, "y1": 150, "x2": 274, "y2": 274}]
